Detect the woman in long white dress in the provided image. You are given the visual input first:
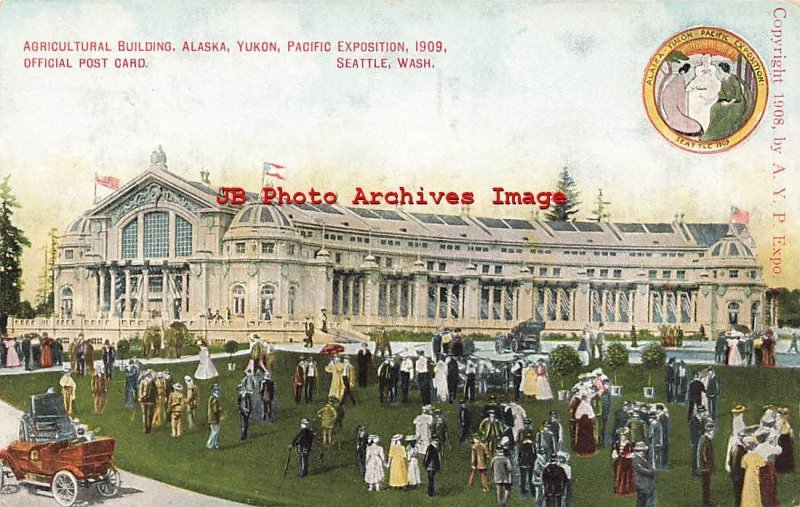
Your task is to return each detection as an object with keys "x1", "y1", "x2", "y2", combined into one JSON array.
[
  {"x1": 535, "y1": 360, "x2": 554, "y2": 400},
  {"x1": 3, "y1": 338, "x2": 21, "y2": 368},
  {"x1": 433, "y1": 359, "x2": 448, "y2": 402},
  {"x1": 194, "y1": 346, "x2": 219, "y2": 380},
  {"x1": 364, "y1": 436, "x2": 386, "y2": 491},
  {"x1": 727, "y1": 337, "x2": 743, "y2": 366},
  {"x1": 406, "y1": 436, "x2": 421, "y2": 488}
]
